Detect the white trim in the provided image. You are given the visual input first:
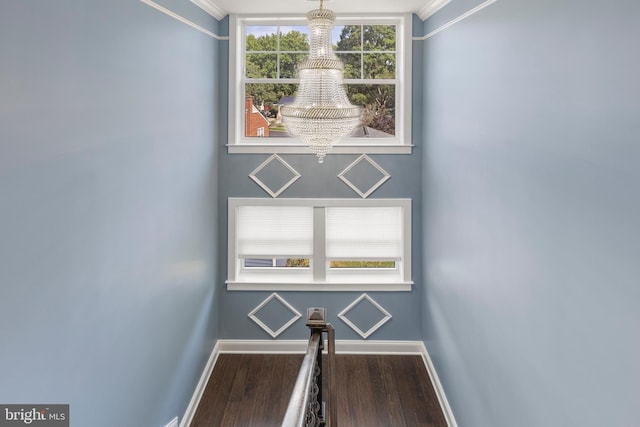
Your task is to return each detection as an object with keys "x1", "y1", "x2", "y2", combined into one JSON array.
[
  {"x1": 164, "y1": 417, "x2": 178, "y2": 427},
  {"x1": 338, "y1": 154, "x2": 391, "y2": 199},
  {"x1": 190, "y1": 0, "x2": 227, "y2": 20},
  {"x1": 419, "y1": 342, "x2": 459, "y2": 427},
  {"x1": 227, "y1": 198, "x2": 412, "y2": 290},
  {"x1": 417, "y1": 0, "x2": 452, "y2": 20},
  {"x1": 248, "y1": 293, "x2": 303, "y2": 338},
  {"x1": 413, "y1": 0, "x2": 498, "y2": 41},
  {"x1": 139, "y1": 0, "x2": 229, "y2": 41},
  {"x1": 227, "y1": 144, "x2": 413, "y2": 155},
  {"x1": 228, "y1": 13, "x2": 412, "y2": 154},
  {"x1": 248, "y1": 154, "x2": 301, "y2": 198},
  {"x1": 179, "y1": 341, "x2": 221, "y2": 427},
  {"x1": 182, "y1": 340, "x2": 457, "y2": 427},
  {"x1": 338, "y1": 293, "x2": 392, "y2": 339},
  {"x1": 216, "y1": 339, "x2": 427, "y2": 354},
  {"x1": 227, "y1": 281, "x2": 413, "y2": 291}
]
